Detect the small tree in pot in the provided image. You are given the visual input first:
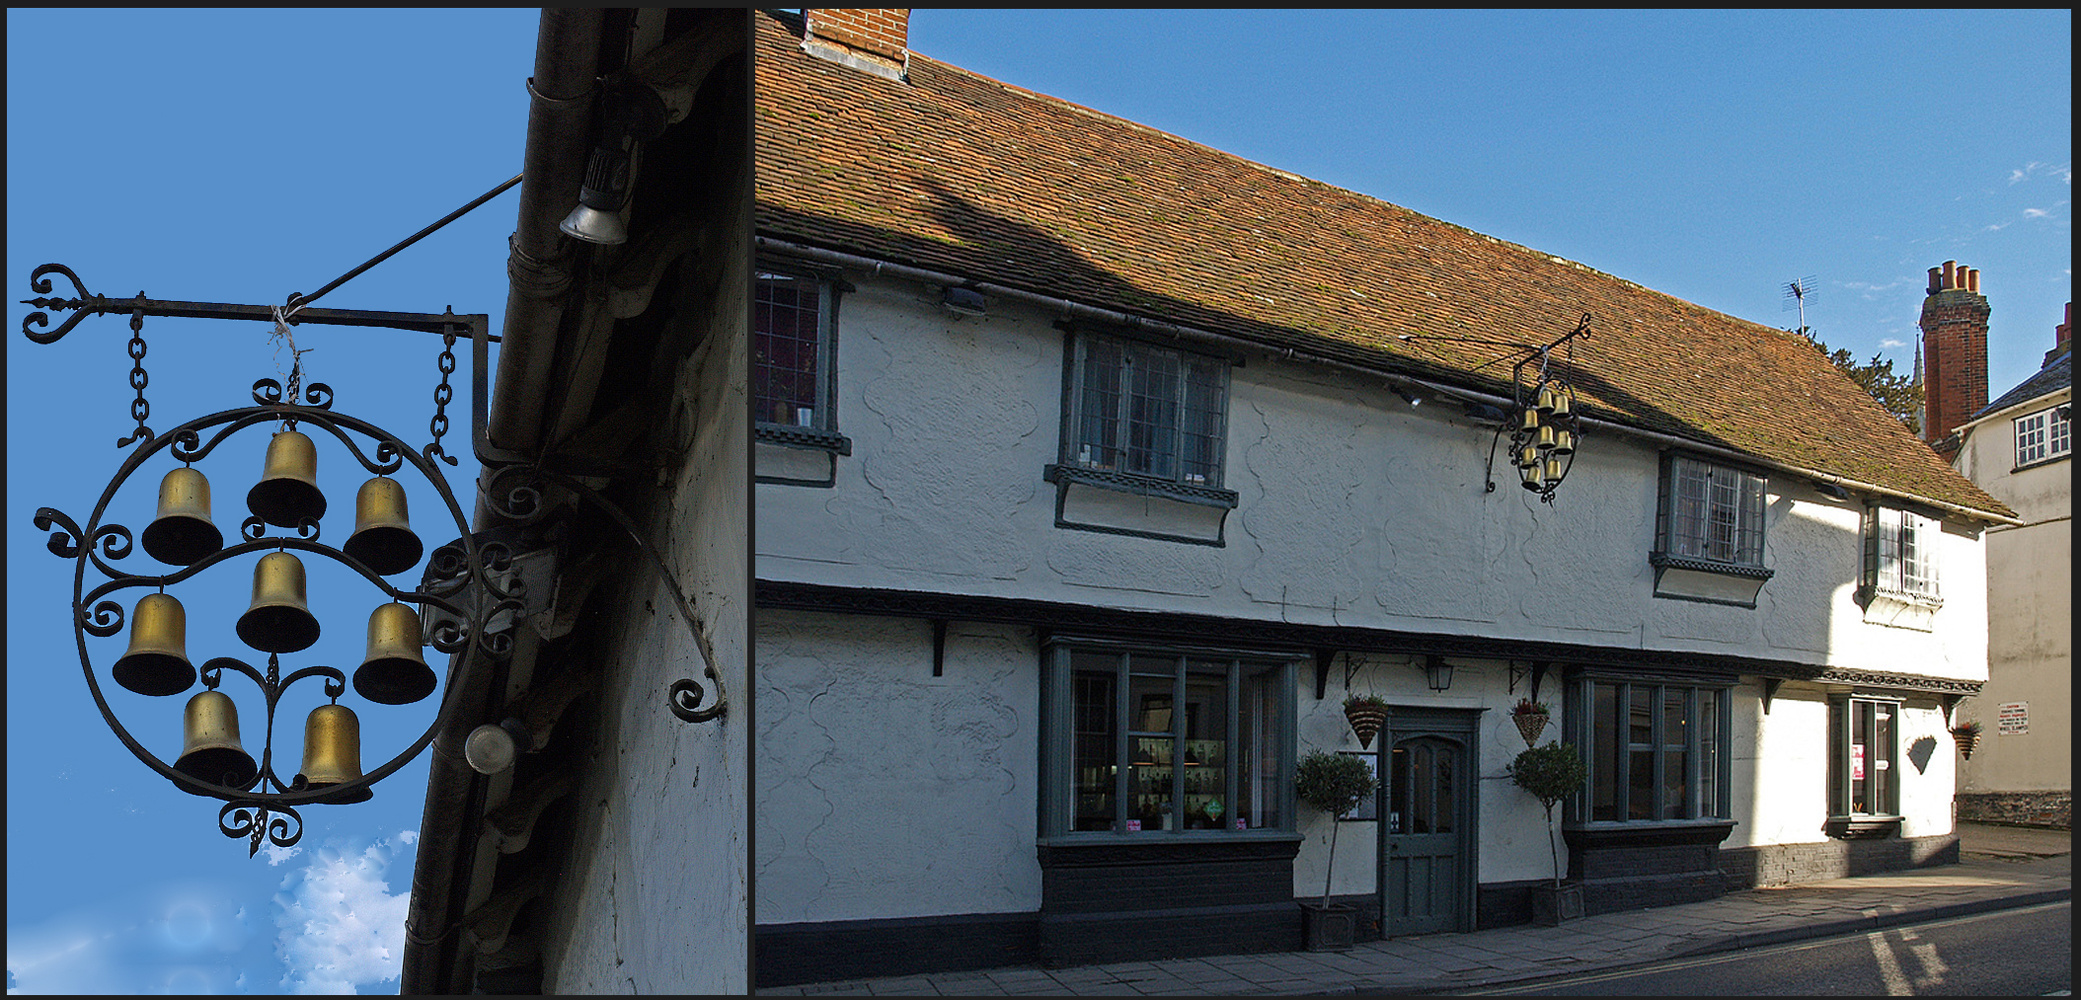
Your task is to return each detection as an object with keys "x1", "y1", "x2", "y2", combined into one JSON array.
[
  {"x1": 1295, "y1": 750, "x2": 1378, "y2": 949},
  {"x1": 1506, "y1": 741, "x2": 1588, "y2": 924}
]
